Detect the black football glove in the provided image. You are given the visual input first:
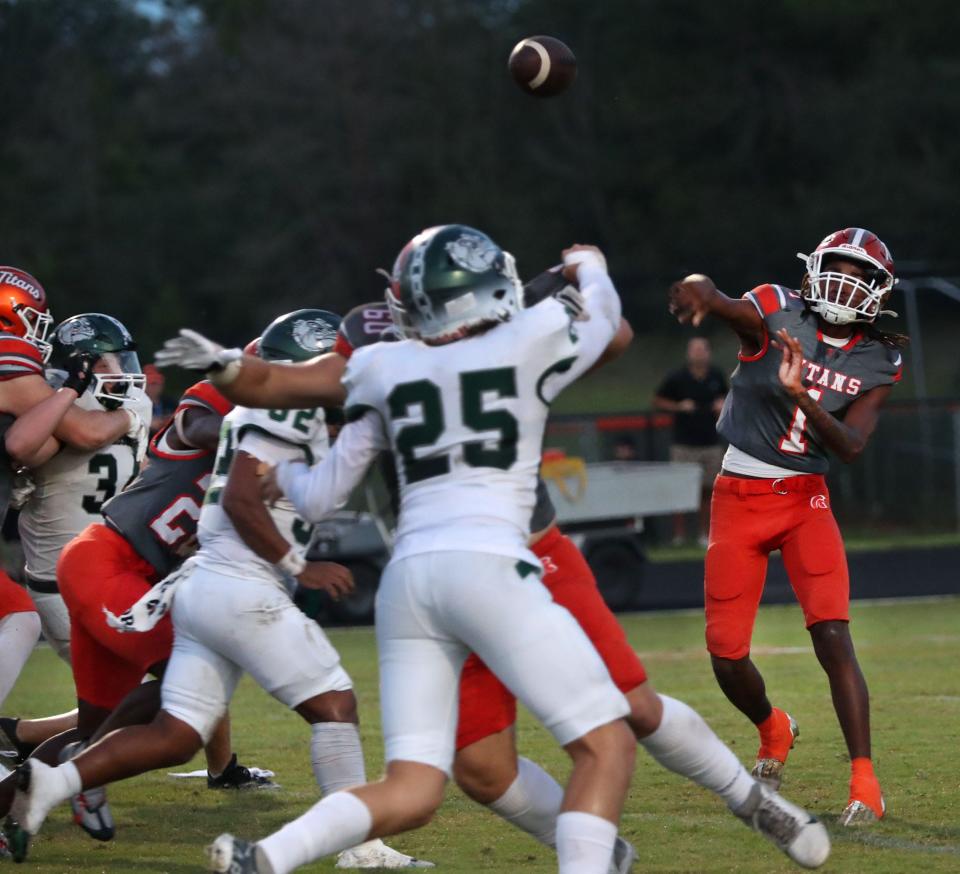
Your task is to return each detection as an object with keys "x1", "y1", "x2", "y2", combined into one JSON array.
[{"x1": 62, "y1": 350, "x2": 99, "y2": 396}]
